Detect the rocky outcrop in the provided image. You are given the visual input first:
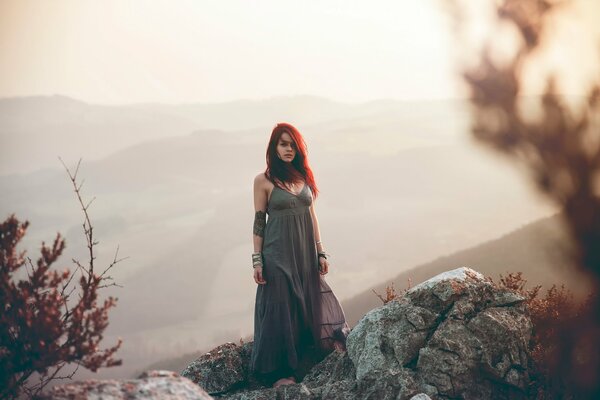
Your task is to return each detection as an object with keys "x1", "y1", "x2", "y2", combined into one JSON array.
[
  {"x1": 39, "y1": 267, "x2": 533, "y2": 399},
  {"x1": 179, "y1": 267, "x2": 532, "y2": 399},
  {"x1": 36, "y1": 370, "x2": 213, "y2": 400},
  {"x1": 347, "y1": 267, "x2": 532, "y2": 399}
]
